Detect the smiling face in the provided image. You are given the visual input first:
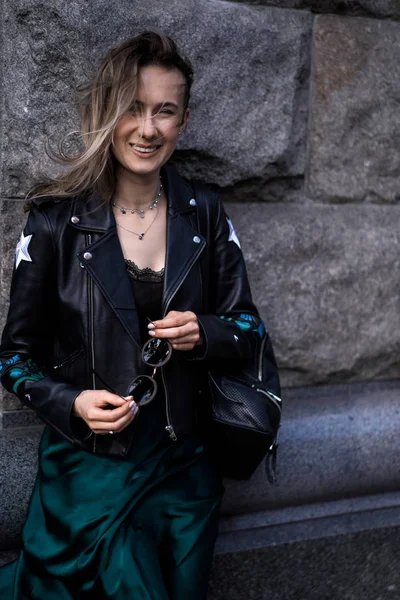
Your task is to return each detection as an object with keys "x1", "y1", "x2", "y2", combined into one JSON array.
[{"x1": 112, "y1": 65, "x2": 189, "y2": 180}]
